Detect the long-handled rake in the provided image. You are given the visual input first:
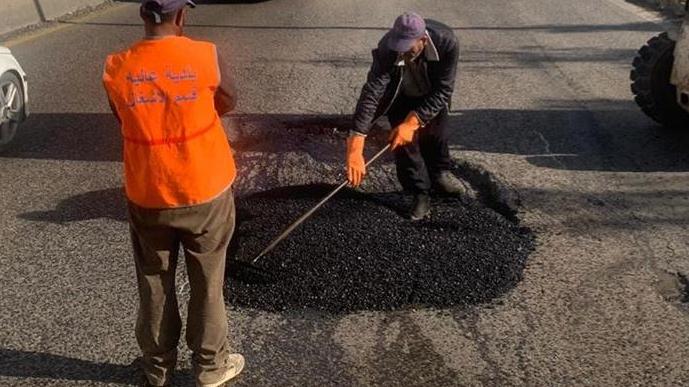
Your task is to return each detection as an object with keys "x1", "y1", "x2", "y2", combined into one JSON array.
[{"x1": 229, "y1": 144, "x2": 391, "y2": 284}]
